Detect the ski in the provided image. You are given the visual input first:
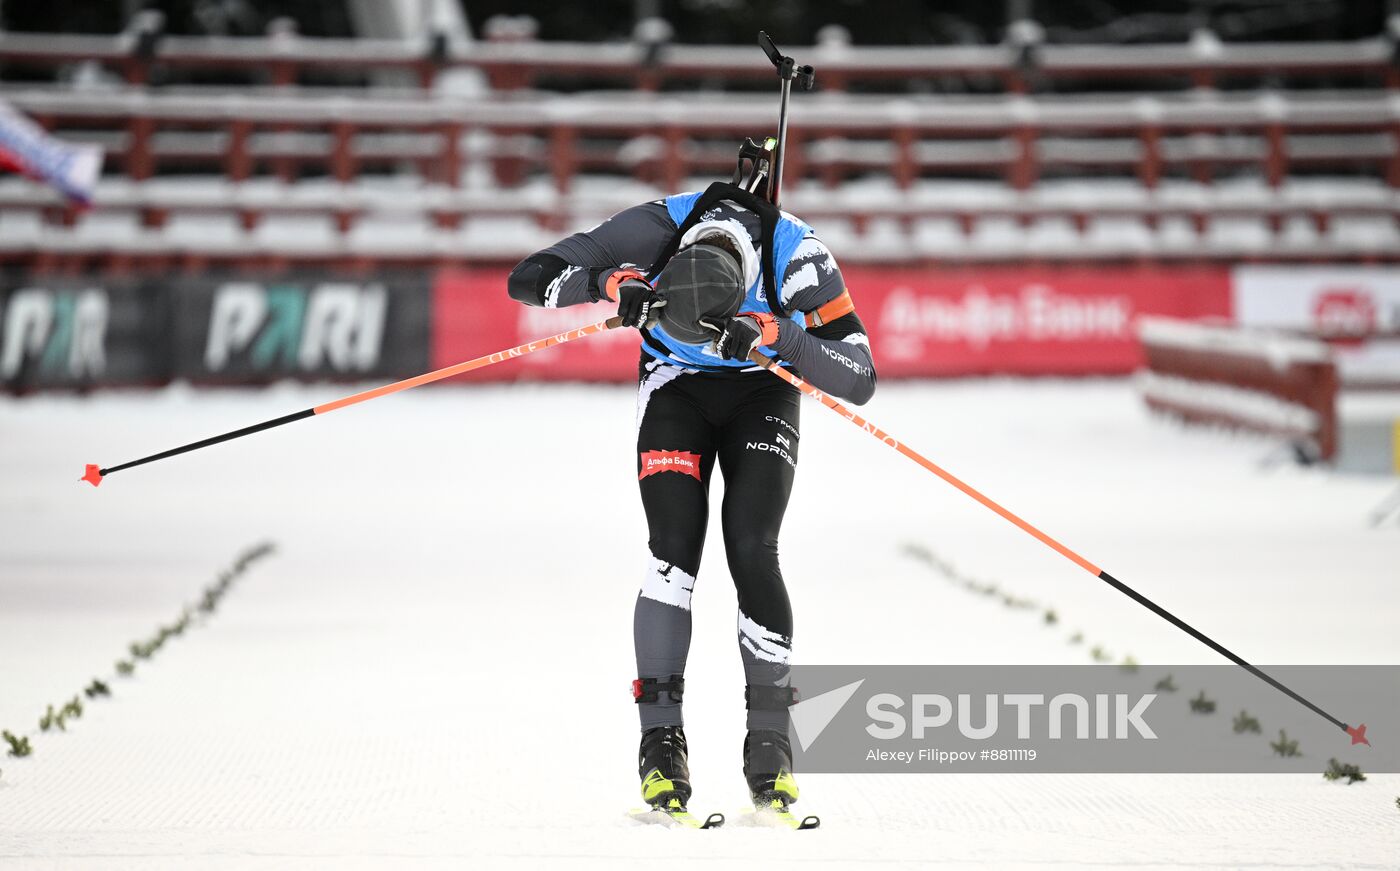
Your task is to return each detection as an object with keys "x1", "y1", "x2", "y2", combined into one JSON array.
[
  {"x1": 737, "y1": 799, "x2": 820, "y2": 830},
  {"x1": 627, "y1": 804, "x2": 725, "y2": 829}
]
